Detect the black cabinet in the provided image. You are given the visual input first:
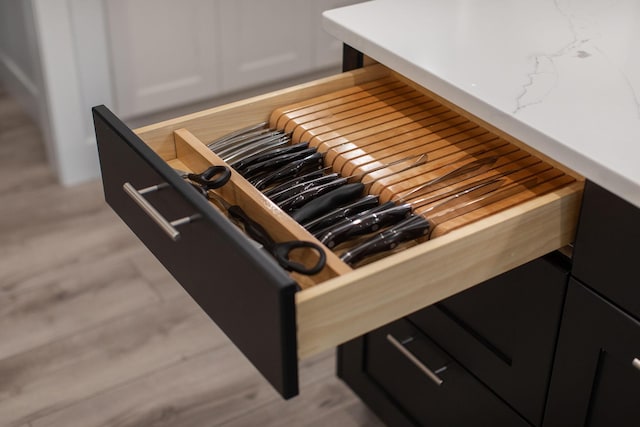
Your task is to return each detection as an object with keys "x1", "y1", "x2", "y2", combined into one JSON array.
[
  {"x1": 572, "y1": 181, "x2": 640, "y2": 319},
  {"x1": 339, "y1": 254, "x2": 569, "y2": 426},
  {"x1": 408, "y1": 255, "x2": 568, "y2": 425},
  {"x1": 544, "y1": 279, "x2": 640, "y2": 427},
  {"x1": 341, "y1": 319, "x2": 529, "y2": 427}
]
